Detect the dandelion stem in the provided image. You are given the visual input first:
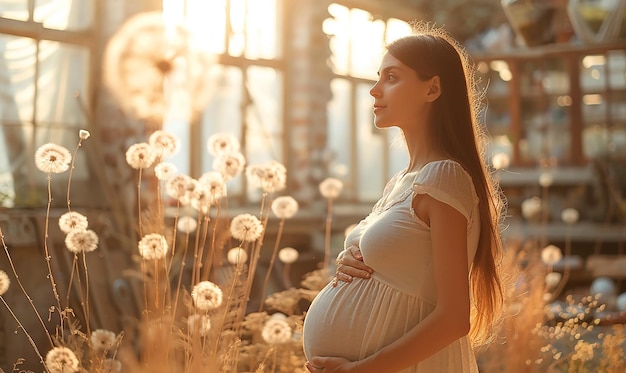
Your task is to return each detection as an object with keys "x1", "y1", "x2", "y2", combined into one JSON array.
[
  {"x1": 81, "y1": 252, "x2": 91, "y2": 336},
  {"x1": 44, "y1": 173, "x2": 64, "y2": 338},
  {"x1": 0, "y1": 296, "x2": 52, "y2": 373},
  {"x1": 66, "y1": 138, "x2": 83, "y2": 213},
  {"x1": 323, "y1": 197, "x2": 334, "y2": 270},
  {"x1": 258, "y1": 218, "x2": 285, "y2": 312},
  {"x1": 0, "y1": 226, "x2": 54, "y2": 348},
  {"x1": 65, "y1": 255, "x2": 78, "y2": 309}
]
